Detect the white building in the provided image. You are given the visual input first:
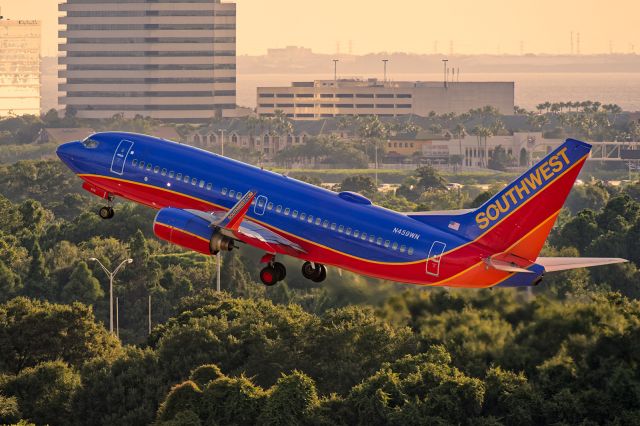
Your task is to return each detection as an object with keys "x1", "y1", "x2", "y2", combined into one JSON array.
[
  {"x1": 58, "y1": 0, "x2": 237, "y2": 121},
  {"x1": 257, "y1": 79, "x2": 514, "y2": 119},
  {"x1": 0, "y1": 18, "x2": 41, "y2": 116}
]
